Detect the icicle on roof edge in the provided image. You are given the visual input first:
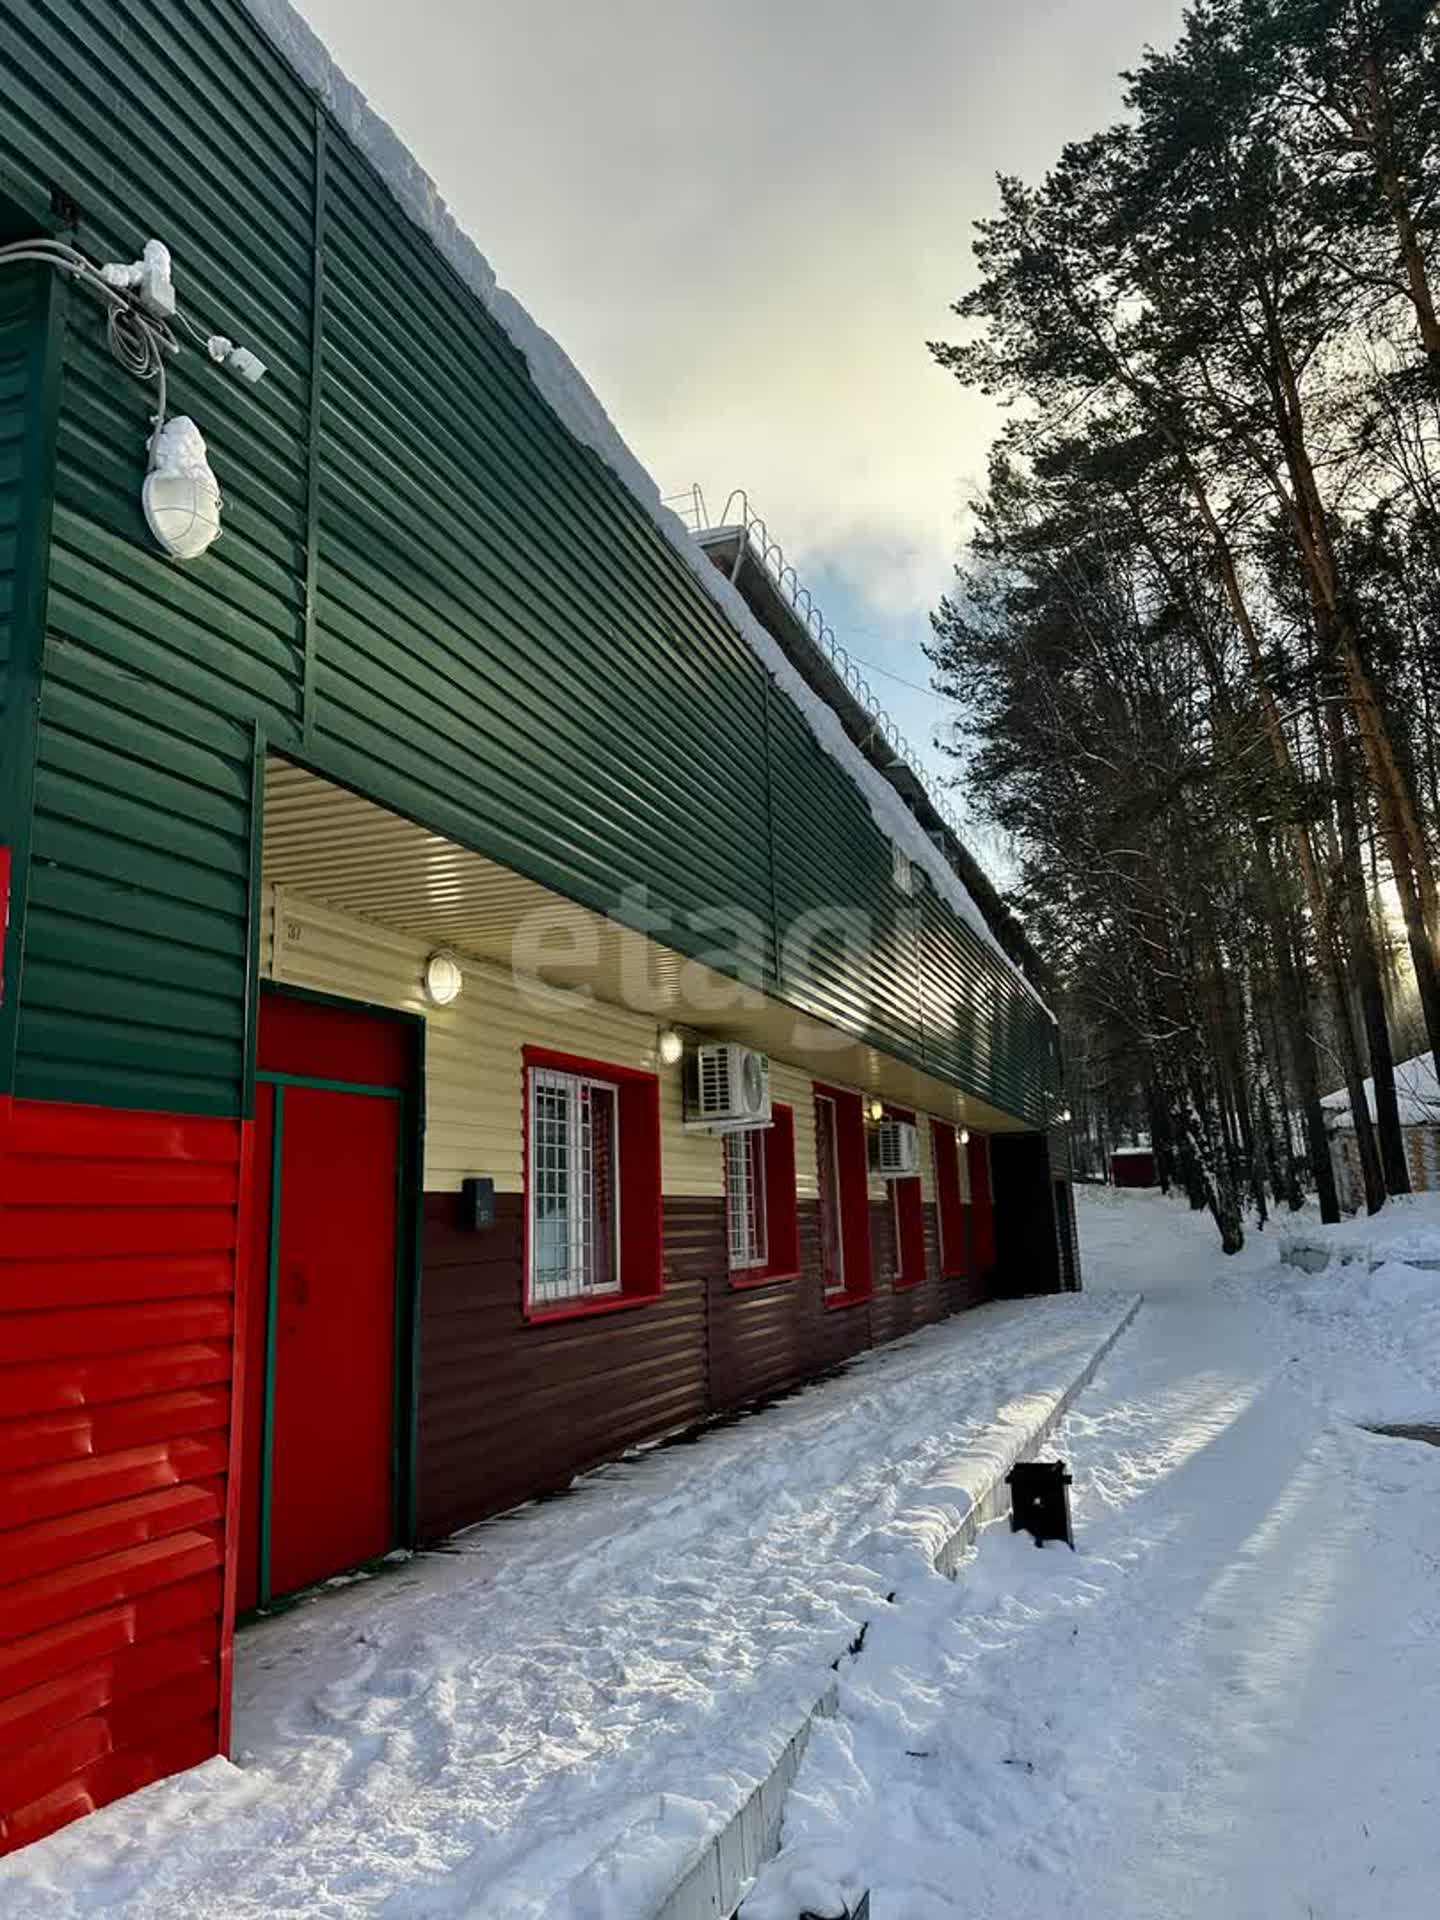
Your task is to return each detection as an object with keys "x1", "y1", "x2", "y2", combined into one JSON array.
[{"x1": 240, "y1": 0, "x2": 1053, "y2": 1021}]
